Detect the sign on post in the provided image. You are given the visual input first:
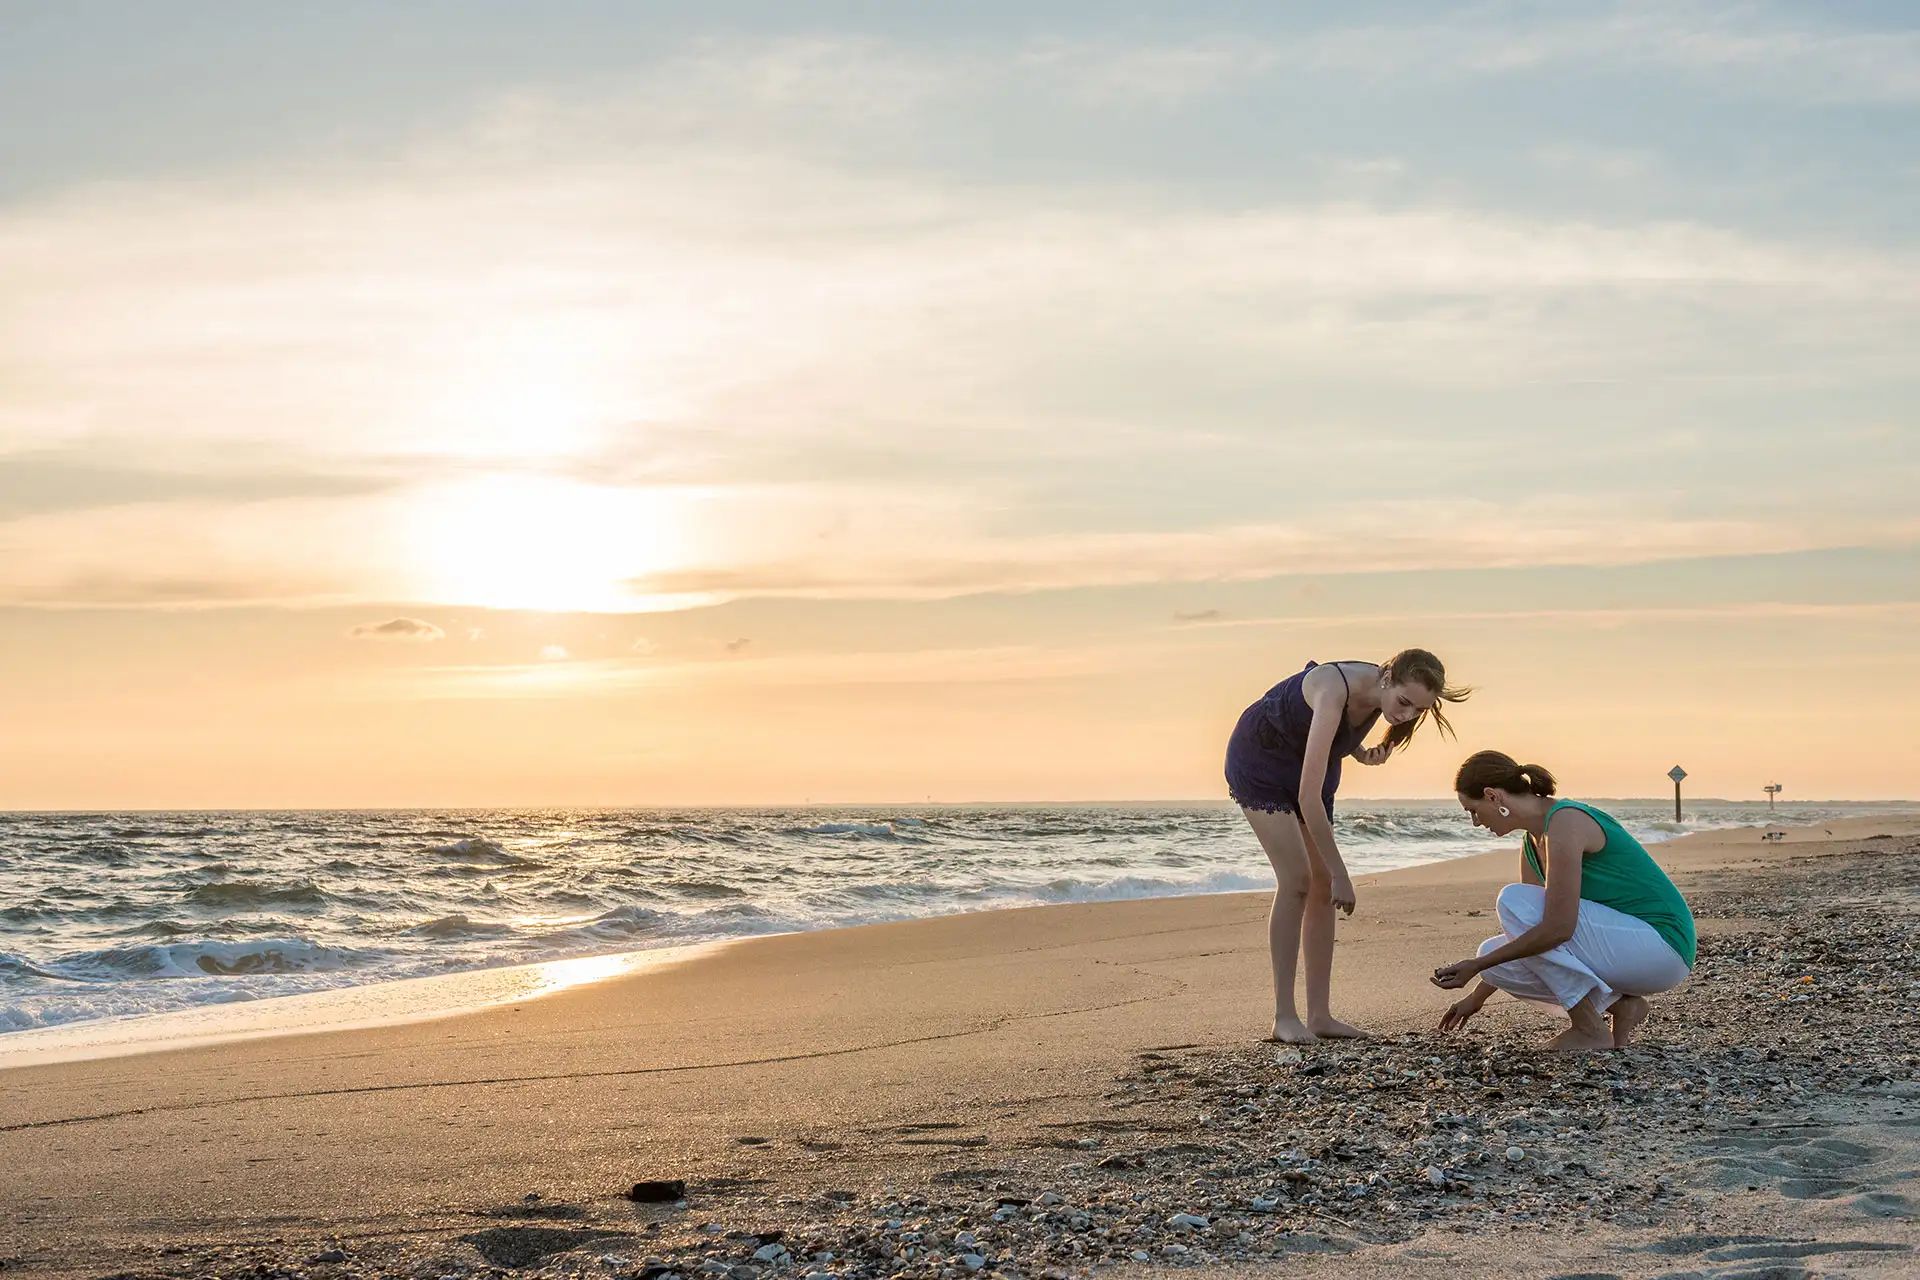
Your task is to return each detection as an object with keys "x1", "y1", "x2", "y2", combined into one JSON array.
[{"x1": 1668, "y1": 765, "x2": 1687, "y2": 823}]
